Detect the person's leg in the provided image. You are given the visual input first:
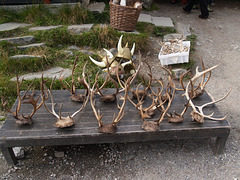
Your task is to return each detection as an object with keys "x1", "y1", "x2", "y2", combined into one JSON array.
[
  {"x1": 183, "y1": 0, "x2": 198, "y2": 12},
  {"x1": 199, "y1": 0, "x2": 209, "y2": 17}
]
